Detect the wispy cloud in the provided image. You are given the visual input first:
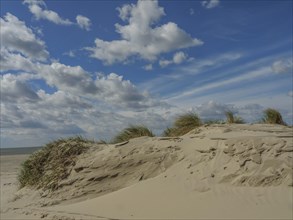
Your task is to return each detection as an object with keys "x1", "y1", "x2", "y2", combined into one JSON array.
[
  {"x1": 201, "y1": 0, "x2": 220, "y2": 9},
  {"x1": 165, "y1": 66, "x2": 272, "y2": 102},
  {"x1": 23, "y1": 0, "x2": 91, "y2": 30},
  {"x1": 143, "y1": 64, "x2": 153, "y2": 71},
  {"x1": 271, "y1": 58, "x2": 293, "y2": 74}
]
